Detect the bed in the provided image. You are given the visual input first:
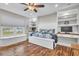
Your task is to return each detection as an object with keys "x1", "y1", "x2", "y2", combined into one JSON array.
[{"x1": 28, "y1": 31, "x2": 57, "y2": 49}]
